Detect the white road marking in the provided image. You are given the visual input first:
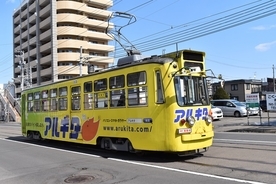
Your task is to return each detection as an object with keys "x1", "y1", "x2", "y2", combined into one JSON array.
[
  {"x1": 0, "y1": 138, "x2": 100, "y2": 158},
  {"x1": 215, "y1": 138, "x2": 276, "y2": 144},
  {"x1": 0, "y1": 138, "x2": 267, "y2": 184},
  {"x1": 108, "y1": 158, "x2": 266, "y2": 184}
]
